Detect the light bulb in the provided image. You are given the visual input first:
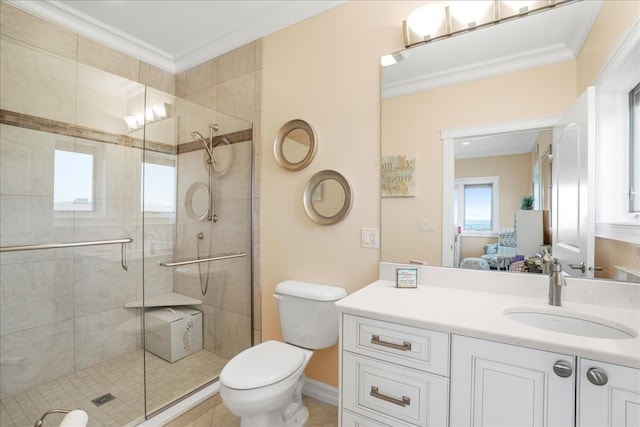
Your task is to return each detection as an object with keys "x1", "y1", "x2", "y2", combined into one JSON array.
[
  {"x1": 407, "y1": 4, "x2": 447, "y2": 38},
  {"x1": 450, "y1": 0, "x2": 493, "y2": 28}
]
